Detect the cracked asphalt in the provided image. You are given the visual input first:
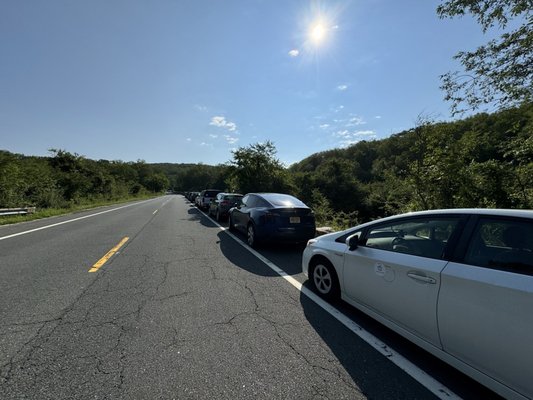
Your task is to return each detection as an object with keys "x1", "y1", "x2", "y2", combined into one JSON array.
[{"x1": 0, "y1": 196, "x2": 500, "y2": 399}]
